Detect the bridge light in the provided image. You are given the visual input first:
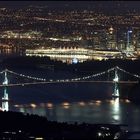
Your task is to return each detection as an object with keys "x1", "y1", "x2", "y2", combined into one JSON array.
[{"x1": 113, "y1": 77, "x2": 119, "y2": 82}]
